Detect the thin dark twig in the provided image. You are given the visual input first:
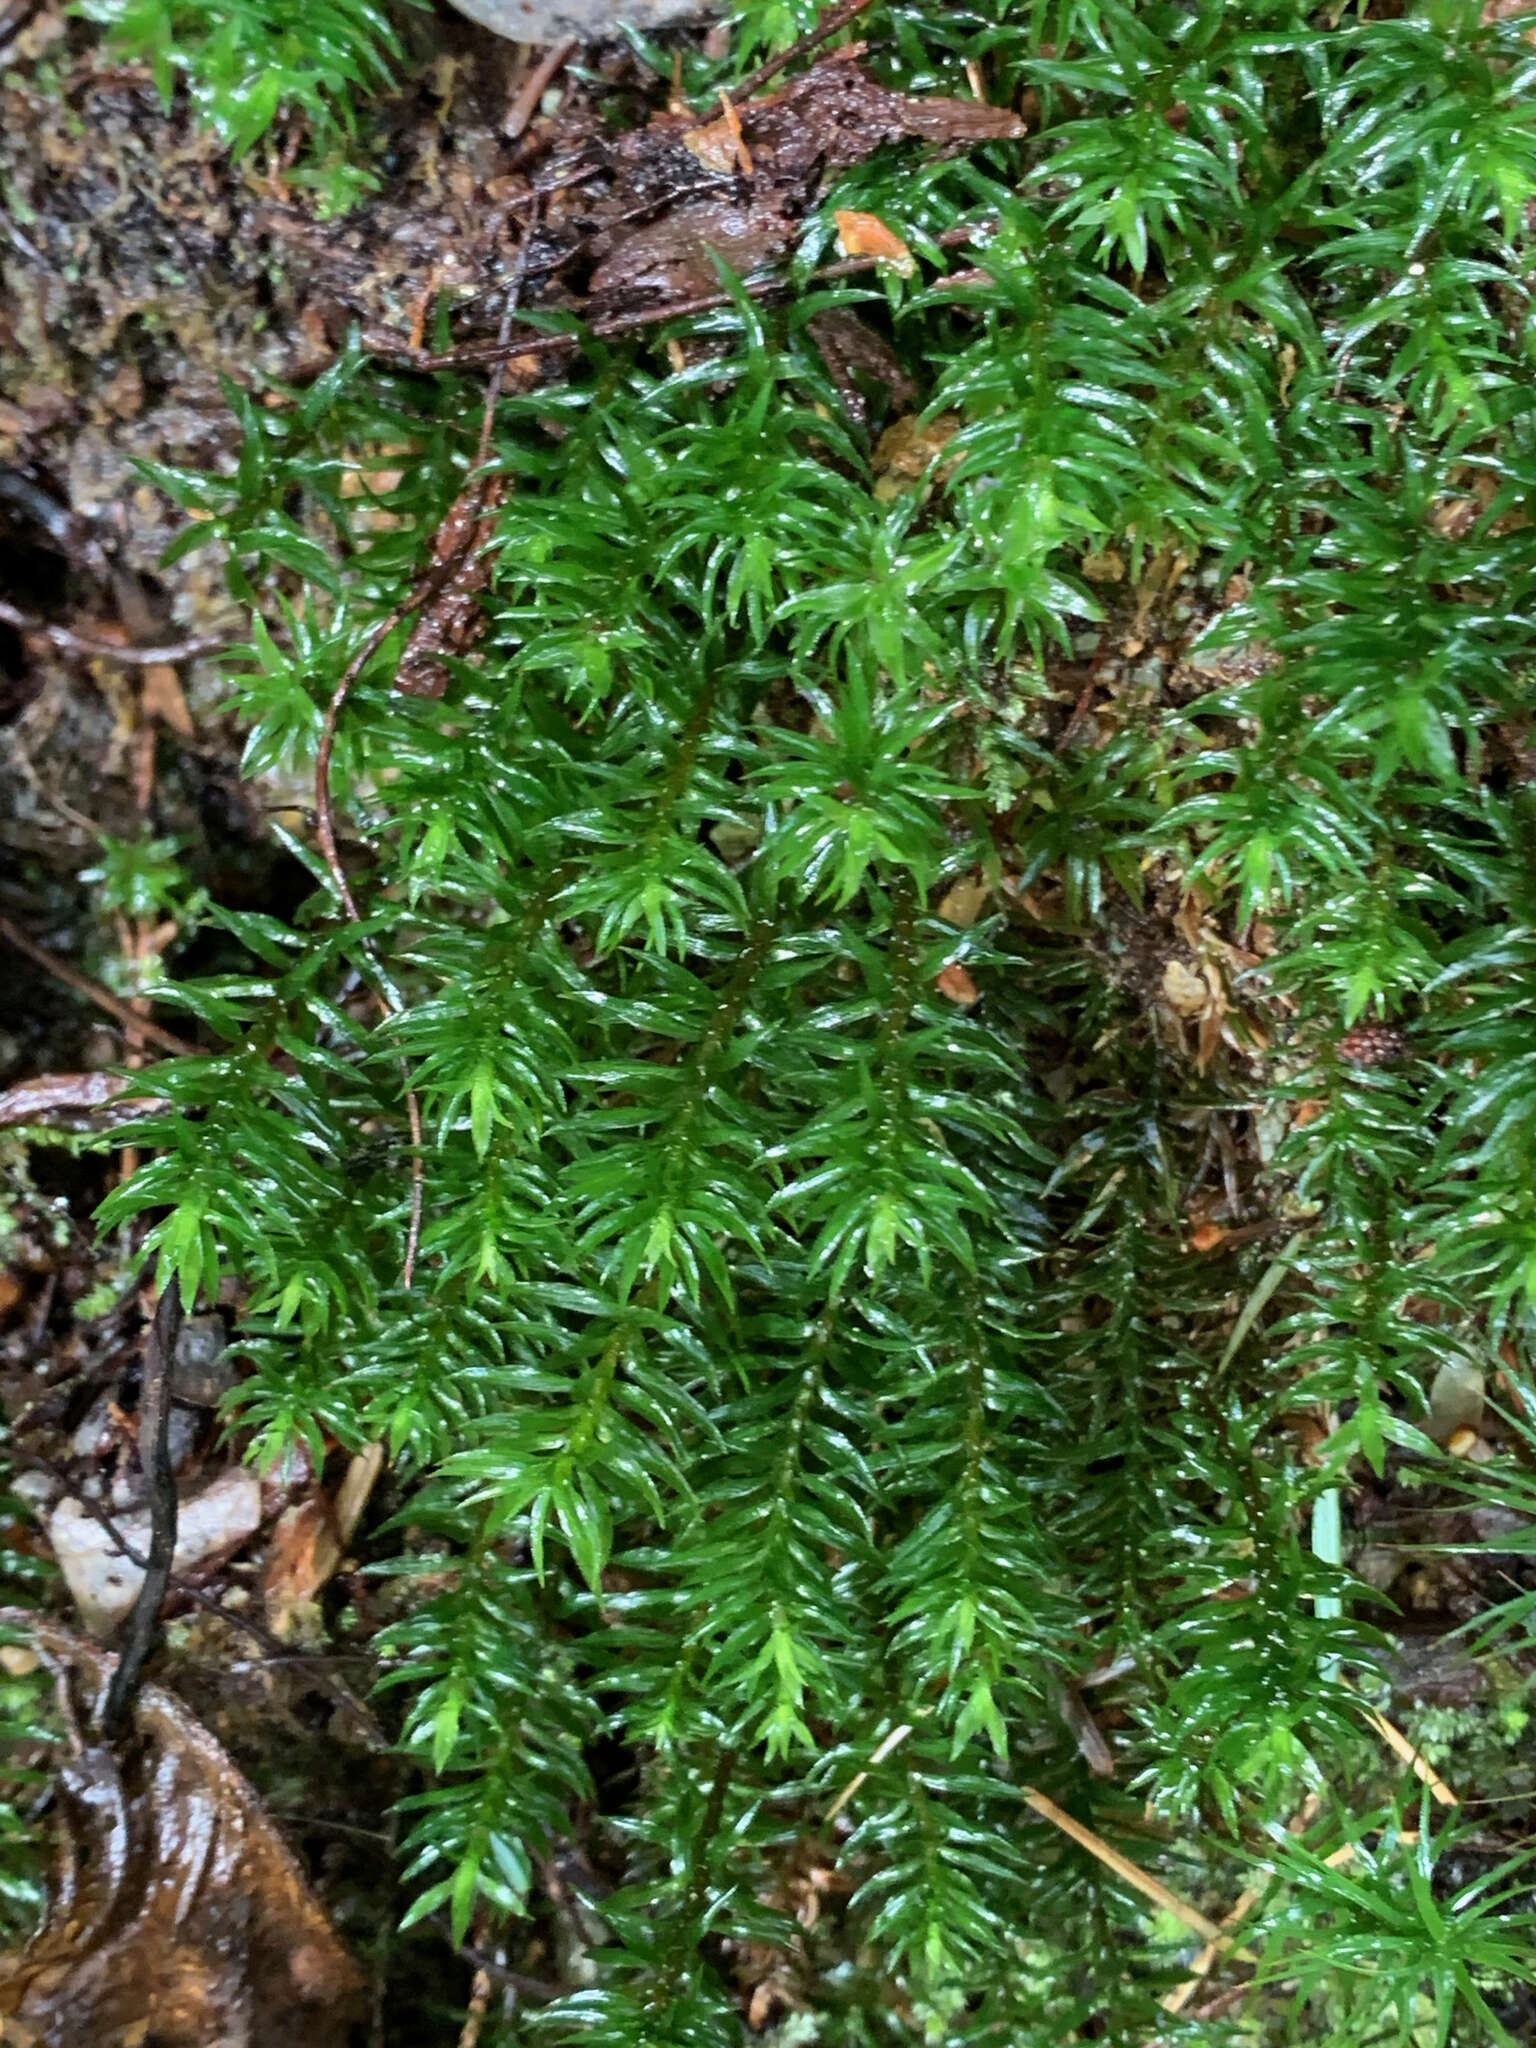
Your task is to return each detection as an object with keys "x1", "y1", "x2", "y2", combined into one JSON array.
[
  {"x1": 474, "y1": 196, "x2": 542, "y2": 469},
  {"x1": 0, "y1": 598, "x2": 227, "y2": 668},
  {"x1": 13, "y1": 1445, "x2": 384, "y2": 1738},
  {"x1": 432, "y1": 1921, "x2": 562, "y2": 2003},
  {"x1": 377, "y1": 223, "x2": 991, "y2": 375},
  {"x1": 504, "y1": 36, "x2": 577, "y2": 139},
  {"x1": 401, "y1": 1079, "x2": 426, "y2": 1291},
  {"x1": 723, "y1": 0, "x2": 880, "y2": 105},
  {"x1": 98, "y1": 1277, "x2": 182, "y2": 1736},
  {"x1": 315, "y1": 210, "x2": 540, "y2": 915},
  {"x1": 0, "y1": 911, "x2": 197, "y2": 1058},
  {"x1": 315, "y1": 611, "x2": 415, "y2": 925}
]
